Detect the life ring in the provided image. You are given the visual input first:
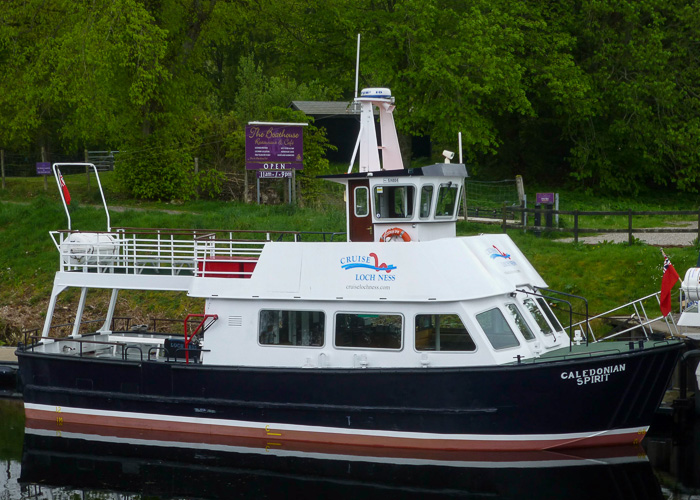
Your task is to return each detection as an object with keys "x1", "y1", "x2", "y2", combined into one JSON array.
[{"x1": 380, "y1": 227, "x2": 411, "y2": 242}]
